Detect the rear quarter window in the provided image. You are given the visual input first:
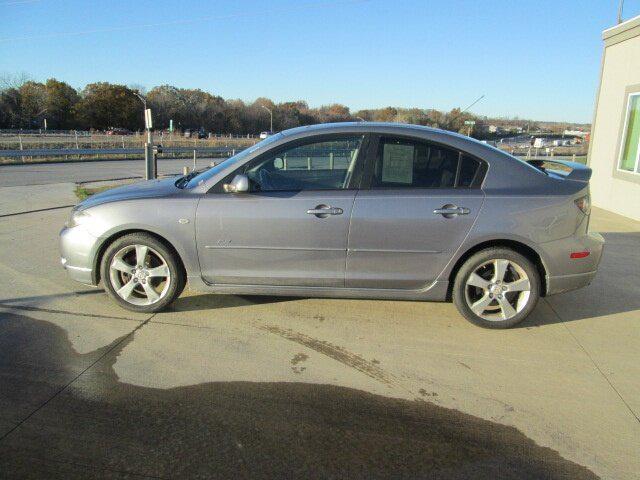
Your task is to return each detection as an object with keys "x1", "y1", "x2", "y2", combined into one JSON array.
[{"x1": 458, "y1": 155, "x2": 481, "y2": 187}]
